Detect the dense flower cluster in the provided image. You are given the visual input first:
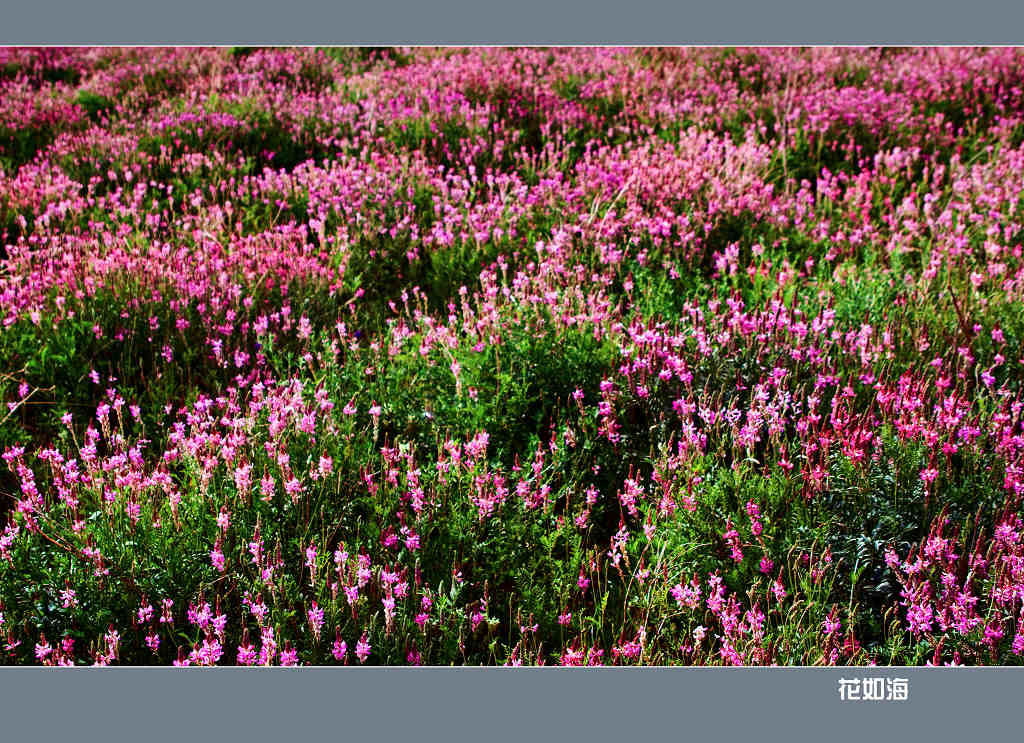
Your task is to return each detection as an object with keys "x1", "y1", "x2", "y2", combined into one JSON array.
[{"x1": 1, "y1": 47, "x2": 1023, "y2": 666}]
